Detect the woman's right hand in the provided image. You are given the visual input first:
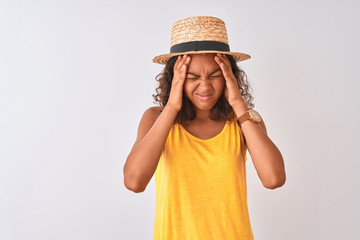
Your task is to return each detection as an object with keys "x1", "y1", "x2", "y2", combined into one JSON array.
[{"x1": 166, "y1": 54, "x2": 191, "y2": 113}]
